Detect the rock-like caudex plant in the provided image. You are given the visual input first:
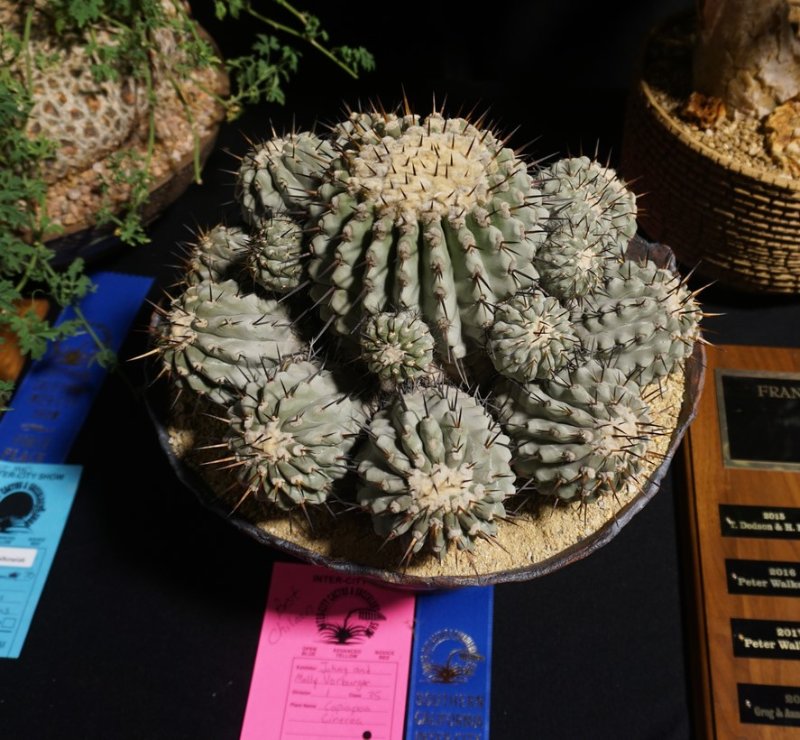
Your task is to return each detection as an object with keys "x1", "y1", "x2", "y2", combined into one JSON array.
[{"x1": 155, "y1": 104, "x2": 704, "y2": 563}]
